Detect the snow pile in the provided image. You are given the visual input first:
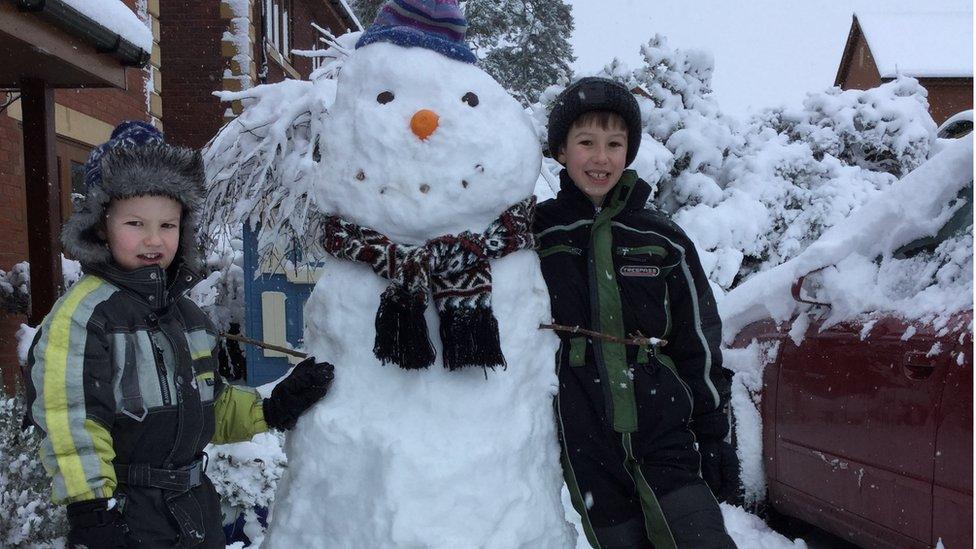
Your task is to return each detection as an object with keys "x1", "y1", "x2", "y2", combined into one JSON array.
[
  {"x1": 663, "y1": 75, "x2": 935, "y2": 288},
  {"x1": 723, "y1": 340, "x2": 781, "y2": 506},
  {"x1": 721, "y1": 133, "x2": 972, "y2": 341},
  {"x1": 720, "y1": 504, "x2": 807, "y2": 548},
  {"x1": 61, "y1": 0, "x2": 153, "y2": 53}
]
